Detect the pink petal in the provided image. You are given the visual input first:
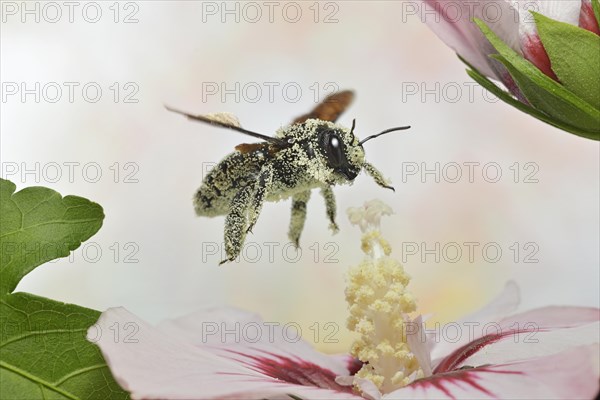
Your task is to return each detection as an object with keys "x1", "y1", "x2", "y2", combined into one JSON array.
[
  {"x1": 531, "y1": 0, "x2": 582, "y2": 26},
  {"x1": 419, "y1": 1, "x2": 537, "y2": 99},
  {"x1": 498, "y1": 306, "x2": 600, "y2": 330},
  {"x1": 88, "y1": 307, "x2": 364, "y2": 400},
  {"x1": 498, "y1": 72, "x2": 530, "y2": 103},
  {"x1": 430, "y1": 281, "x2": 520, "y2": 362},
  {"x1": 433, "y1": 306, "x2": 599, "y2": 372},
  {"x1": 407, "y1": 315, "x2": 433, "y2": 377},
  {"x1": 580, "y1": 0, "x2": 600, "y2": 34},
  {"x1": 474, "y1": 0, "x2": 522, "y2": 51},
  {"x1": 157, "y1": 306, "x2": 355, "y2": 376},
  {"x1": 385, "y1": 345, "x2": 600, "y2": 400},
  {"x1": 421, "y1": 0, "x2": 500, "y2": 78},
  {"x1": 352, "y1": 378, "x2": 384, "y2": 400},
  {"x1": 516, "y1": 0, "x2": 582, "y2": 37},
  {"x1": 457, "y1": 322, "x2": 599, "y2": 369}
]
